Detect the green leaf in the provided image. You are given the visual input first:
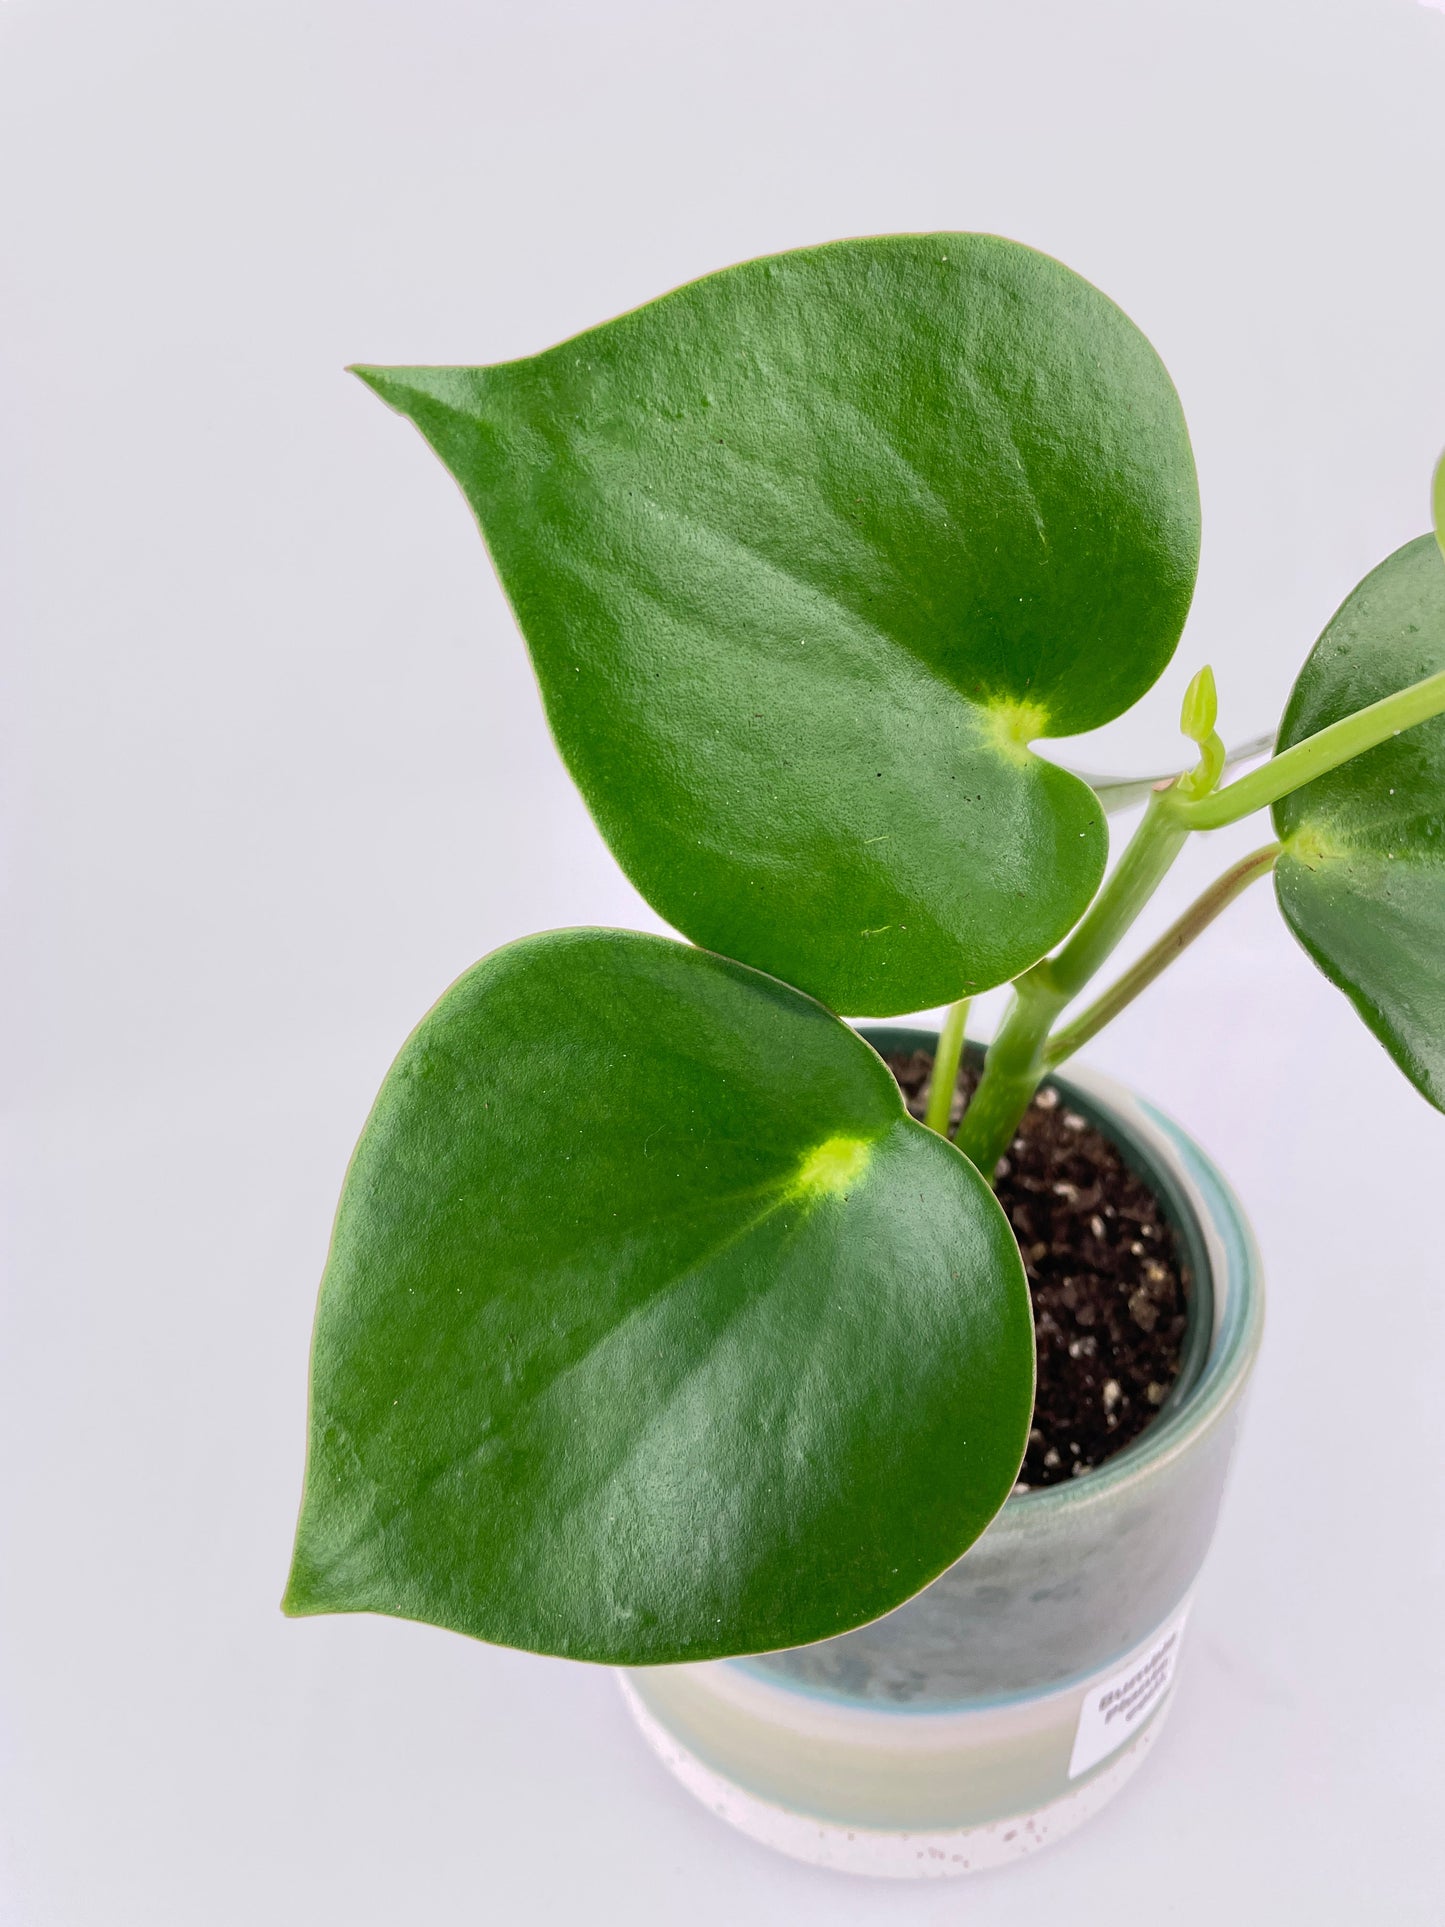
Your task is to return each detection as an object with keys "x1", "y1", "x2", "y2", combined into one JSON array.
[
  {"x1": 1274, "y1": 535, "x2": 1445, "y2": 1110},
  {"x1": 355, "y1": 234, "x2": 1199, "y2": 1014},
  {"x1": 283, "y1": 930, "x2": 1033, "y2": 1663}
]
